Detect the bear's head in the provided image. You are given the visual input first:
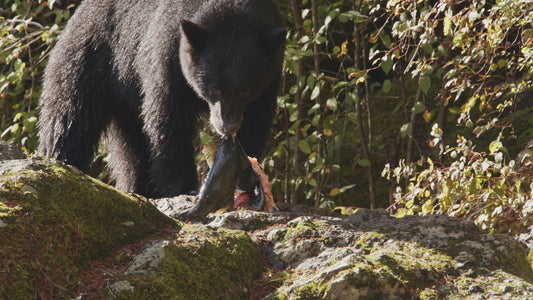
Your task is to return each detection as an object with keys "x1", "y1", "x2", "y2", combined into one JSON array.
[{"x1": 179, "y1": 19, "x2": 286, "y2": 135}]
